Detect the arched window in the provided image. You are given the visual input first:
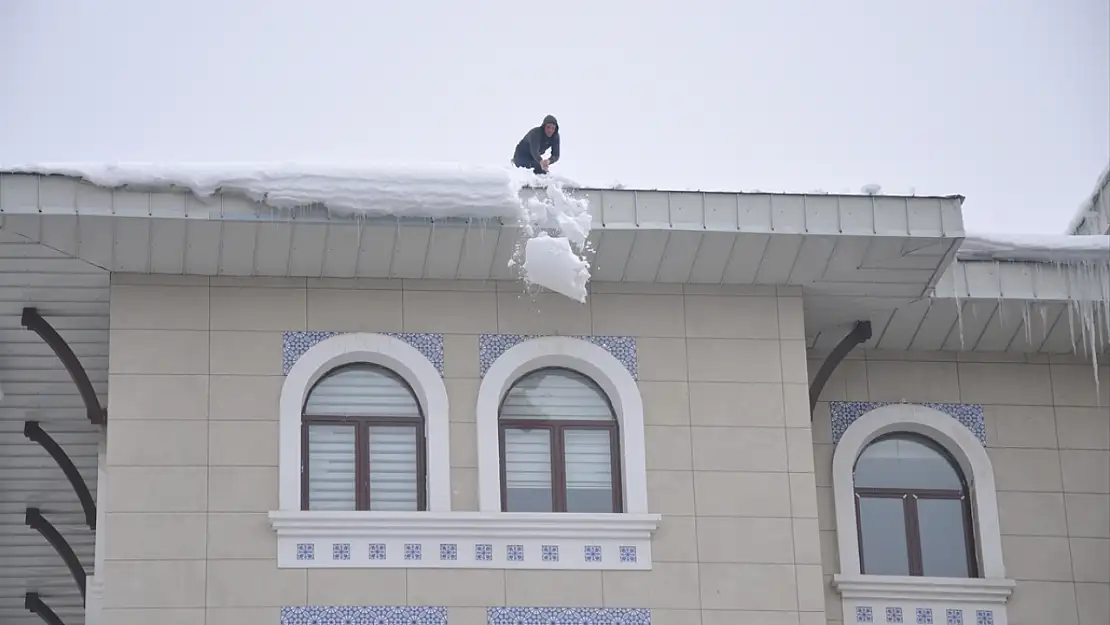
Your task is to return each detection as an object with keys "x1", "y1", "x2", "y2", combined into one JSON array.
[
  {"x1": 853, "y1": 433, "x2": 977, "y2": 578},
  {"x1": 498, "y1": 367, "x2": 622, "y2": 513},
  {"x1": 301, "y1": 363, "x2": 426, "y2": 512}
]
